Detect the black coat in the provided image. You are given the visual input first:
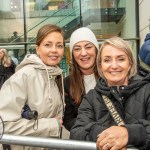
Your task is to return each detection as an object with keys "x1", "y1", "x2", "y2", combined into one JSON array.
[
  {"x1": 63, "y1": 76, "x2": 84, "y2": 131},
  {"x1": 0, "y1": 60, "x2": 16, "y2": 89},
  {"x1": 70, "y1": 75, "x2": 150, "y2": 150}
]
